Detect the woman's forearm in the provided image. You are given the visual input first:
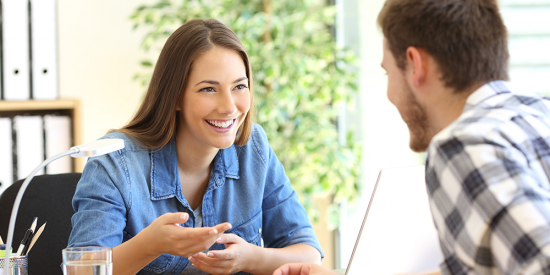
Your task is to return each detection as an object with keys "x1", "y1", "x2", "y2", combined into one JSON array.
[
  {"x1": 246, "y1": 244, "x2": 322, "y2": 275},
  {"x1": 112, "y1": 232, "x2": 161, "y2": 275}
]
